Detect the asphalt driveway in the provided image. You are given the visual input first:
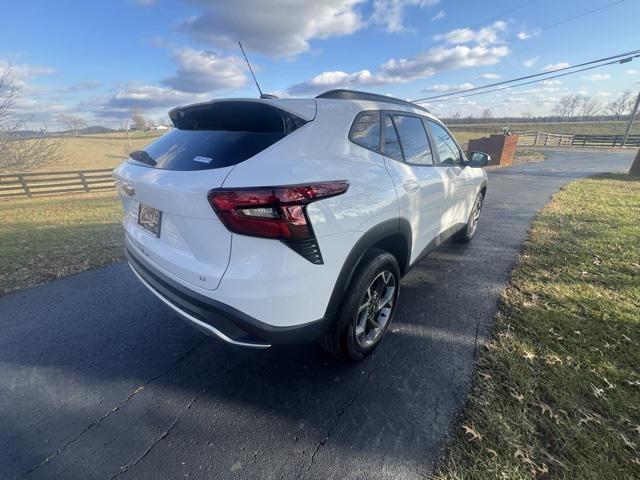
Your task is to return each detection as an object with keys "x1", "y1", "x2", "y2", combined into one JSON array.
[{"x1": 0, "y1": 149, "x2": 634, "y2": 479}]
